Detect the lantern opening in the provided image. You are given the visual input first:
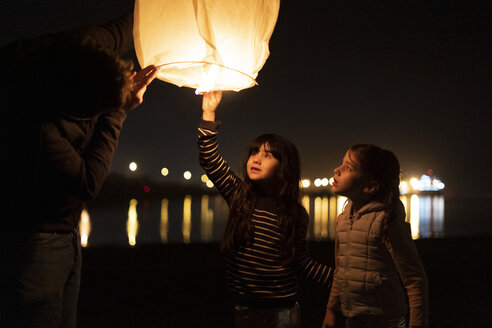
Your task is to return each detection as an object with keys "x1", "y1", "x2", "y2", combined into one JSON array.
[
  {"x1": 155, "y1": 61, "x2": 257, "y2": 94},
  {"x1": 197, "y1": 63, "x2": 220, "y2": 94}
]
